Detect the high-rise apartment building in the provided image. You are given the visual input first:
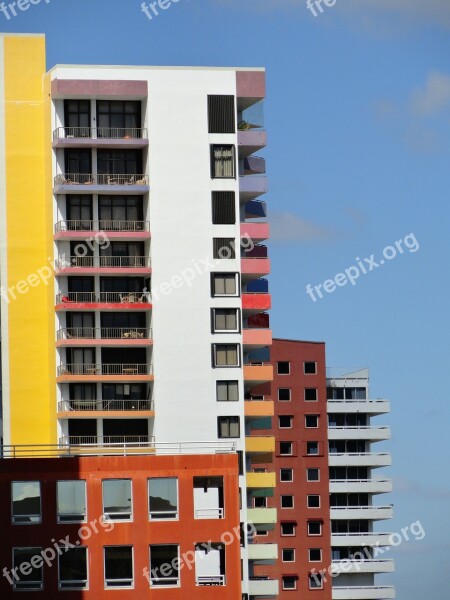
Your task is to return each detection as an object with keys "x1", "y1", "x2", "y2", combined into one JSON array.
[{"x1": 0, "y1": 33, "x2": 276, "y2": 598}]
